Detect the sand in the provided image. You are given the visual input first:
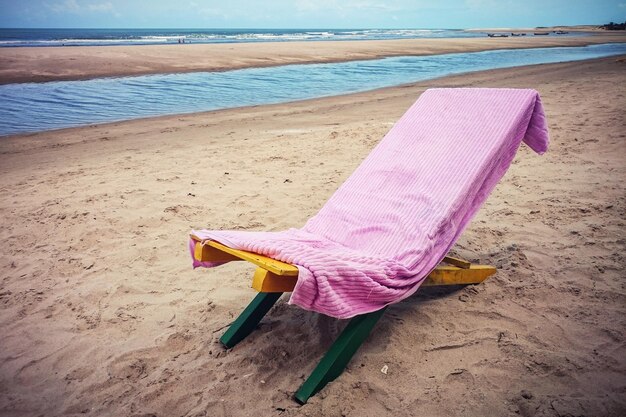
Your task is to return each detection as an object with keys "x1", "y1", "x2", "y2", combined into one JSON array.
[
  {"x1": 0, "y1": 55, "x2": 625, "y2": 416},
  {"x1": 466, "y1": 25, "x2": 612, "y2": 33},
  {"x1": 1, "y1": 33, "x2": 625, "y2": 84}
]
